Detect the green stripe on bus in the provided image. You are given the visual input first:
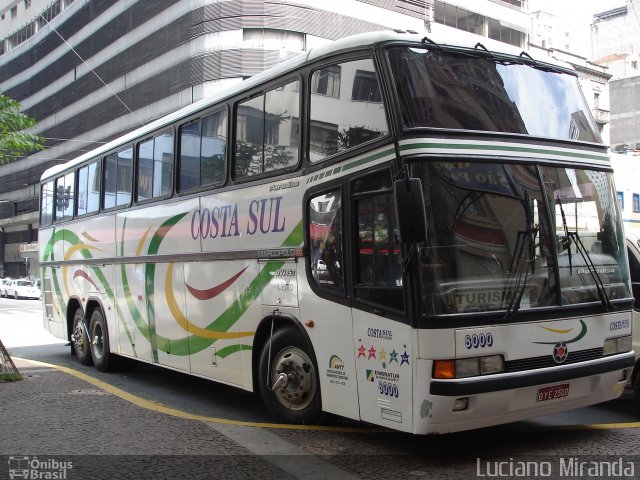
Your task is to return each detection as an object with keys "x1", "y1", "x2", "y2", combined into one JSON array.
[{"x1": 399, "y1": 142, "x2": 607, "y2": 161}]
